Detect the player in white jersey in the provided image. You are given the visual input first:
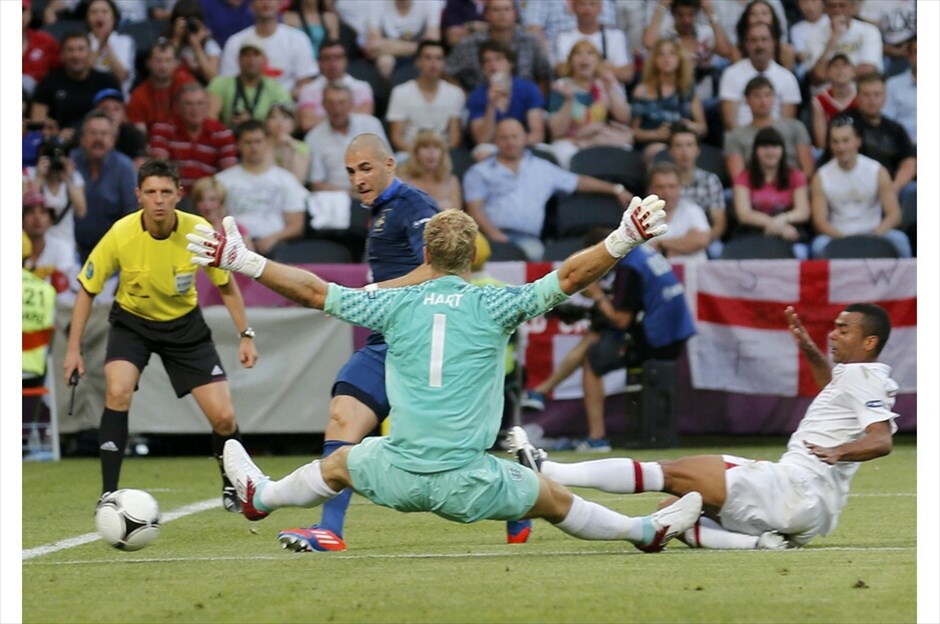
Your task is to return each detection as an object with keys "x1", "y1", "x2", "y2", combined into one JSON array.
[
  {"x1": 188, "y1": 201, "x2": 706, "y2": 553},
  {"x1": 508, "y1": 303, "x2": 897, "y2": 549}
]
